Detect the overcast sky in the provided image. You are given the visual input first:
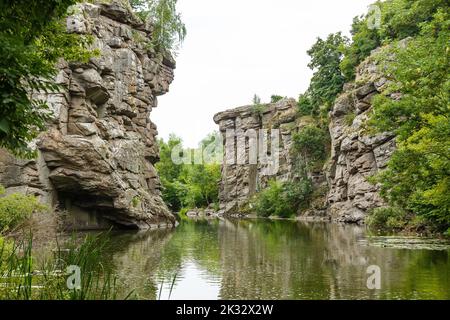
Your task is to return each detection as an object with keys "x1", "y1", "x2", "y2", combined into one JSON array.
[{"x1": 152, "y1": 0, "x2": 375, "y2": 147}]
